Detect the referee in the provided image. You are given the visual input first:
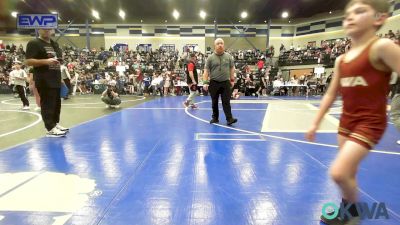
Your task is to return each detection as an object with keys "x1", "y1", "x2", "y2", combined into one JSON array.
[
  {"x1": 25, "y1": 28, "x2": 69, "y2": 137},
  {"x1": 203, "y1": 38, "x2": 237, "y2": 125}
]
